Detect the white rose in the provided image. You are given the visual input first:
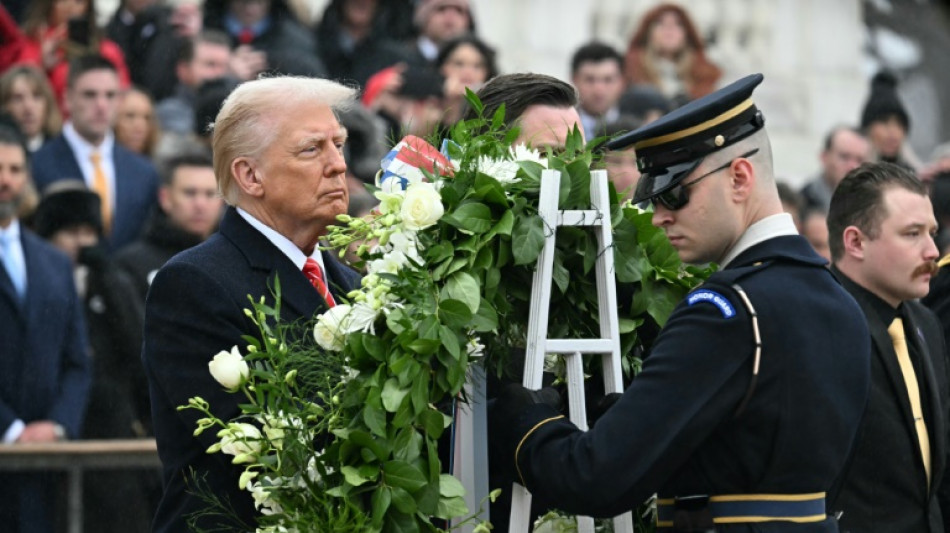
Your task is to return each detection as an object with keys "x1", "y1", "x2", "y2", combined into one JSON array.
[
  {"x1": 313, "y1": 304, "x2": 352, "y2": 351},
  {"x1": 208, "y1": 345, "x2": 249, "y2": 390},
  {"x1": 400, "y1": 182, "x2": 444, "y2": 230},
  {"x1": 220, "y1": 422, "x2": 262, "y2": 457}
]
